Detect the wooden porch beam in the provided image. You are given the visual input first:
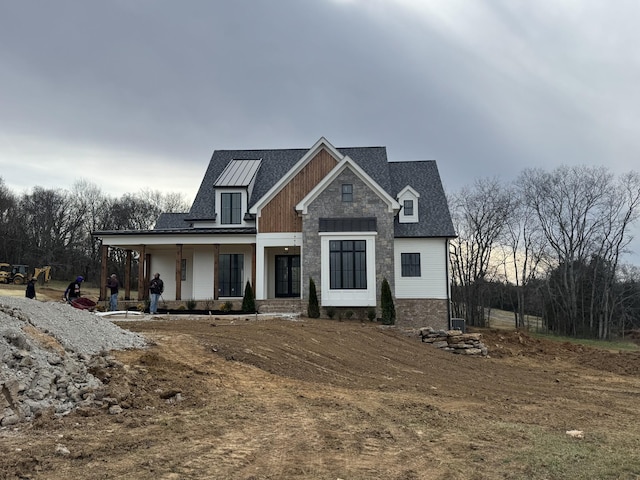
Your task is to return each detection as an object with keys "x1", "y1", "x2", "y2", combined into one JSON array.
[
  {"x1": 124, "y1": 250, "x2": 132, "y2": 300},
  {"x1": 99, "y1": 244, "x2": 108, "y2": 302},
  {"x1": 175, "y1": 244, "x2": 183, "y2": 301},
  {"x1": 137, "y1": 245, "x2": 145, "y2": 301}
]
